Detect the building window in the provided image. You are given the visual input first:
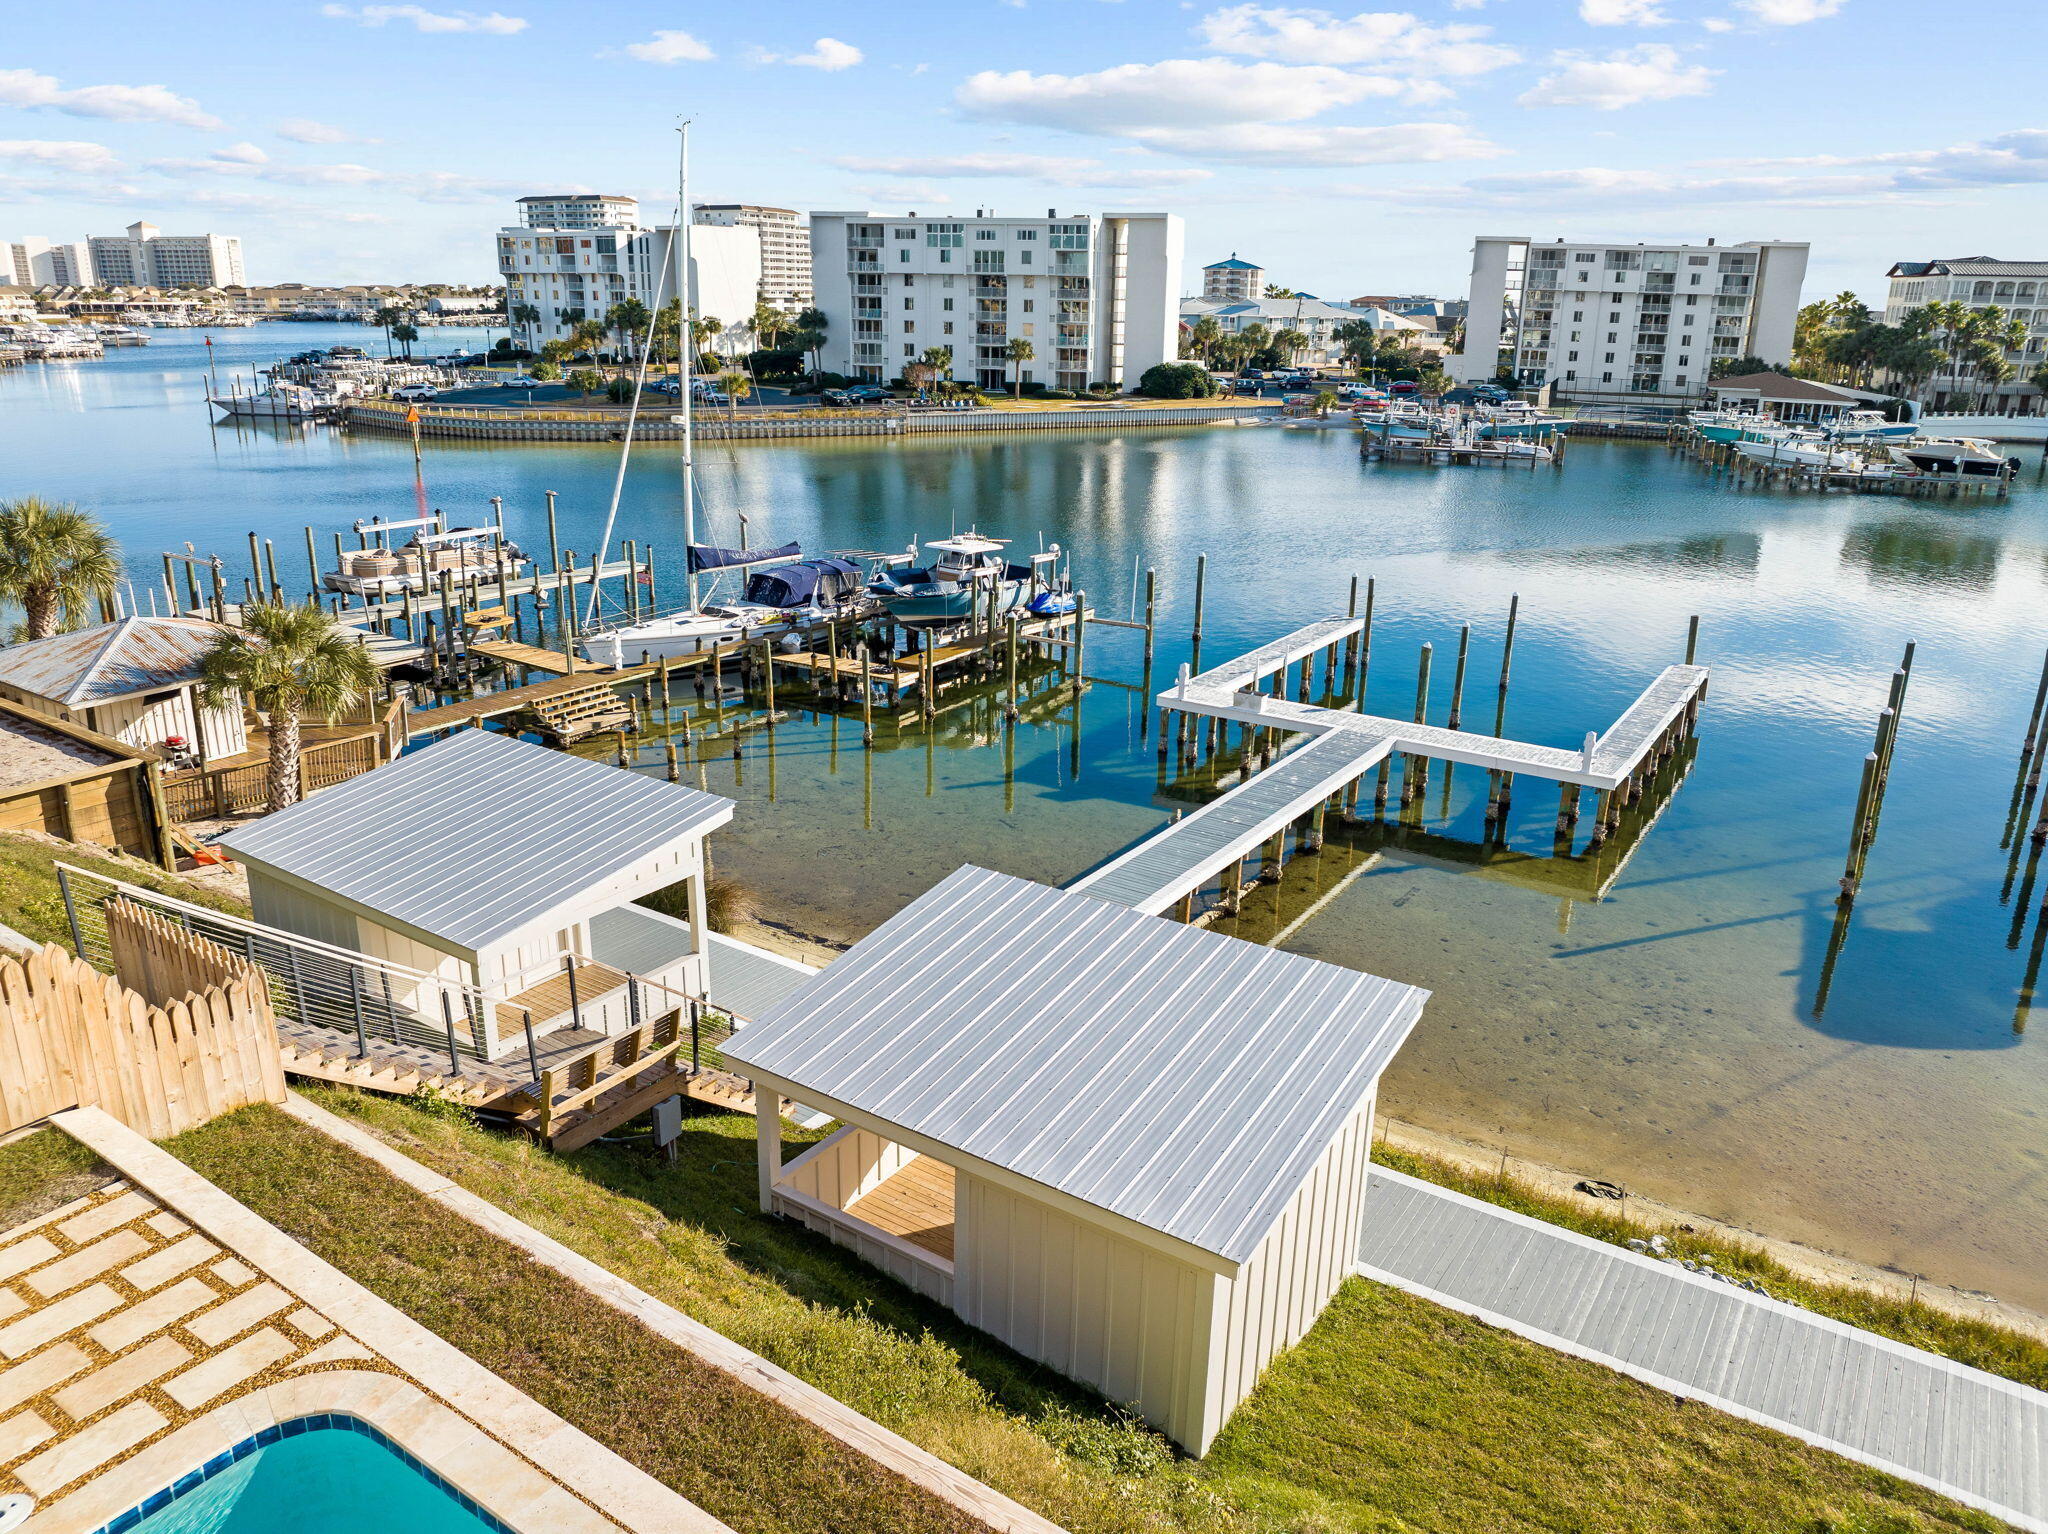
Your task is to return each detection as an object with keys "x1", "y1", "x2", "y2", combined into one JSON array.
[
  {"x1": 1603, "y1": 371, "x2": 1613, "y2": 382},
  {"x1": 1567, "y1": 350, "x2": 1578, "y2": 361},
  {"x1": 1690, "y1": 274, "x2": 1702, "y2": 285},
  {"x1": 904, "y1": 298, "x2": 914, "y2": 310},
  {"x1": 940, "y1": 250, "x2": 952, "y2": 263},
  {"x1": 1021, "y1": 299, "x2": 1033, "y2": 313},
  {"x1": 893, "y1": 228, "x2": 917, "y2": 240},
  {"x1": 1604, "y1": 352, "x2": 1615, "y2": 363},
  {"x1": 1019, "y1": 250, "x2": 1032, "y2": 265},
  {"x1": 976, "y1": 229, "x2": 997, "y2": 241},
  {"x1": 900, "y1": 249, "x2": 910, "y2": 263},
  {"x1": 926, "y1": 223, "x2": 963, "y2": 248},
  {"x1": 943, "y1": 321, "x2": 954, "y2": 334},
  {"x1": 904, "y1": 322, "x2": 914, "y2": 333},
  {"x1": 905, "y1": 344, "x2": 916, "y2": 357},
  {"x1": 1017, "y1": 229, "x2": 1037, "y2": 241}
]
